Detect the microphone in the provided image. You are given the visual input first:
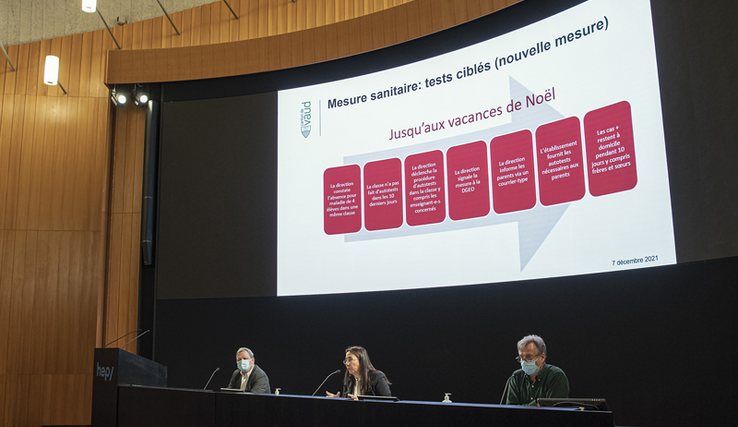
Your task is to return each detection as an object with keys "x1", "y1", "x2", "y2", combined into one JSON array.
[
  {"x1": 104, "y1": 329, "x2": 142, "y2": 348},
  {"x1": 203, "y1": 367, "x2": 220, "y2": 390},
  {"x1": 312, "y1": 369, "x2": 342, "y2": 396},
  {"x1": 500, "y1": 374, "x2": 515, "y2": 404},
  {"x1": 122, "y1": 330, "x2": 151, "y2": 351}
]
